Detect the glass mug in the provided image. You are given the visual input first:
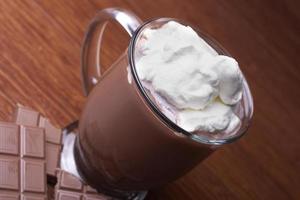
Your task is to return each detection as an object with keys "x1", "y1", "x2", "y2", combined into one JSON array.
[{"x1": 67, "y1": 7, "x2": 253, "y2": 199}]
